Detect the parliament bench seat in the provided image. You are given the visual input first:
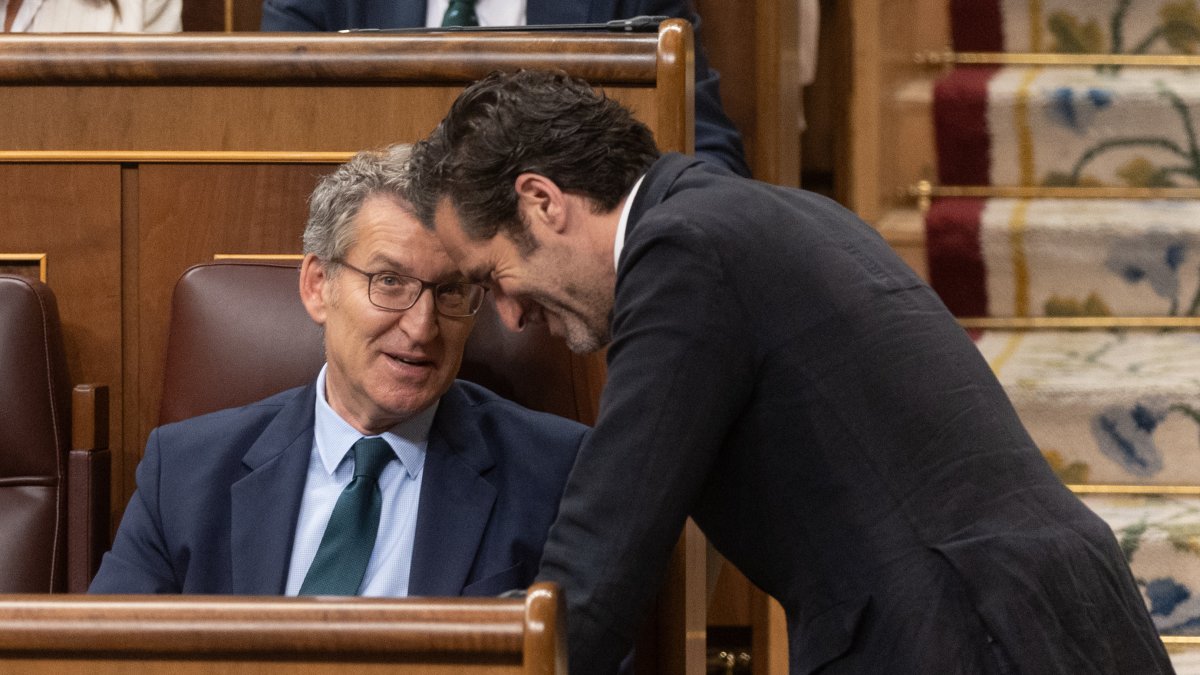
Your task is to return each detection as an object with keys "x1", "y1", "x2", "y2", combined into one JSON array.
[{"x1": 0, "y1": 274, "x2": 109, "y2": 593}]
